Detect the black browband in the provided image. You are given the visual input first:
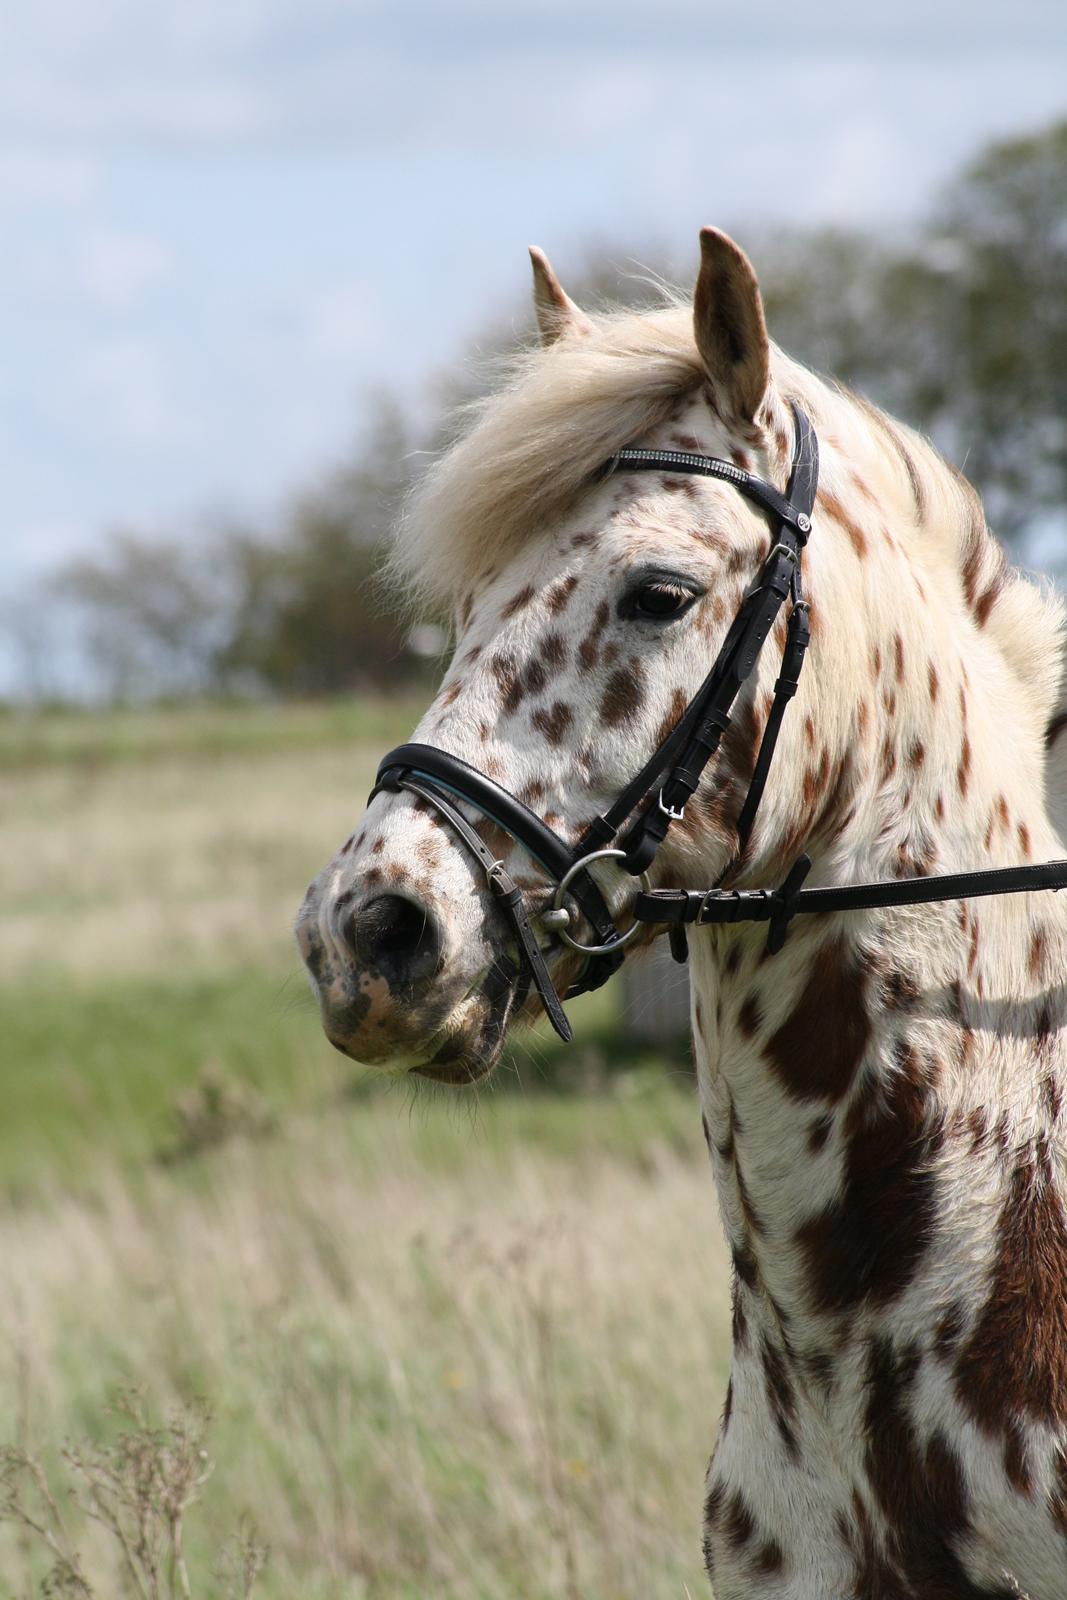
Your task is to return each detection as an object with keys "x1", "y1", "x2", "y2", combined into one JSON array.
[{"x1": 374, "y1": 402, "x2": 1067, "y2": 1041}]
